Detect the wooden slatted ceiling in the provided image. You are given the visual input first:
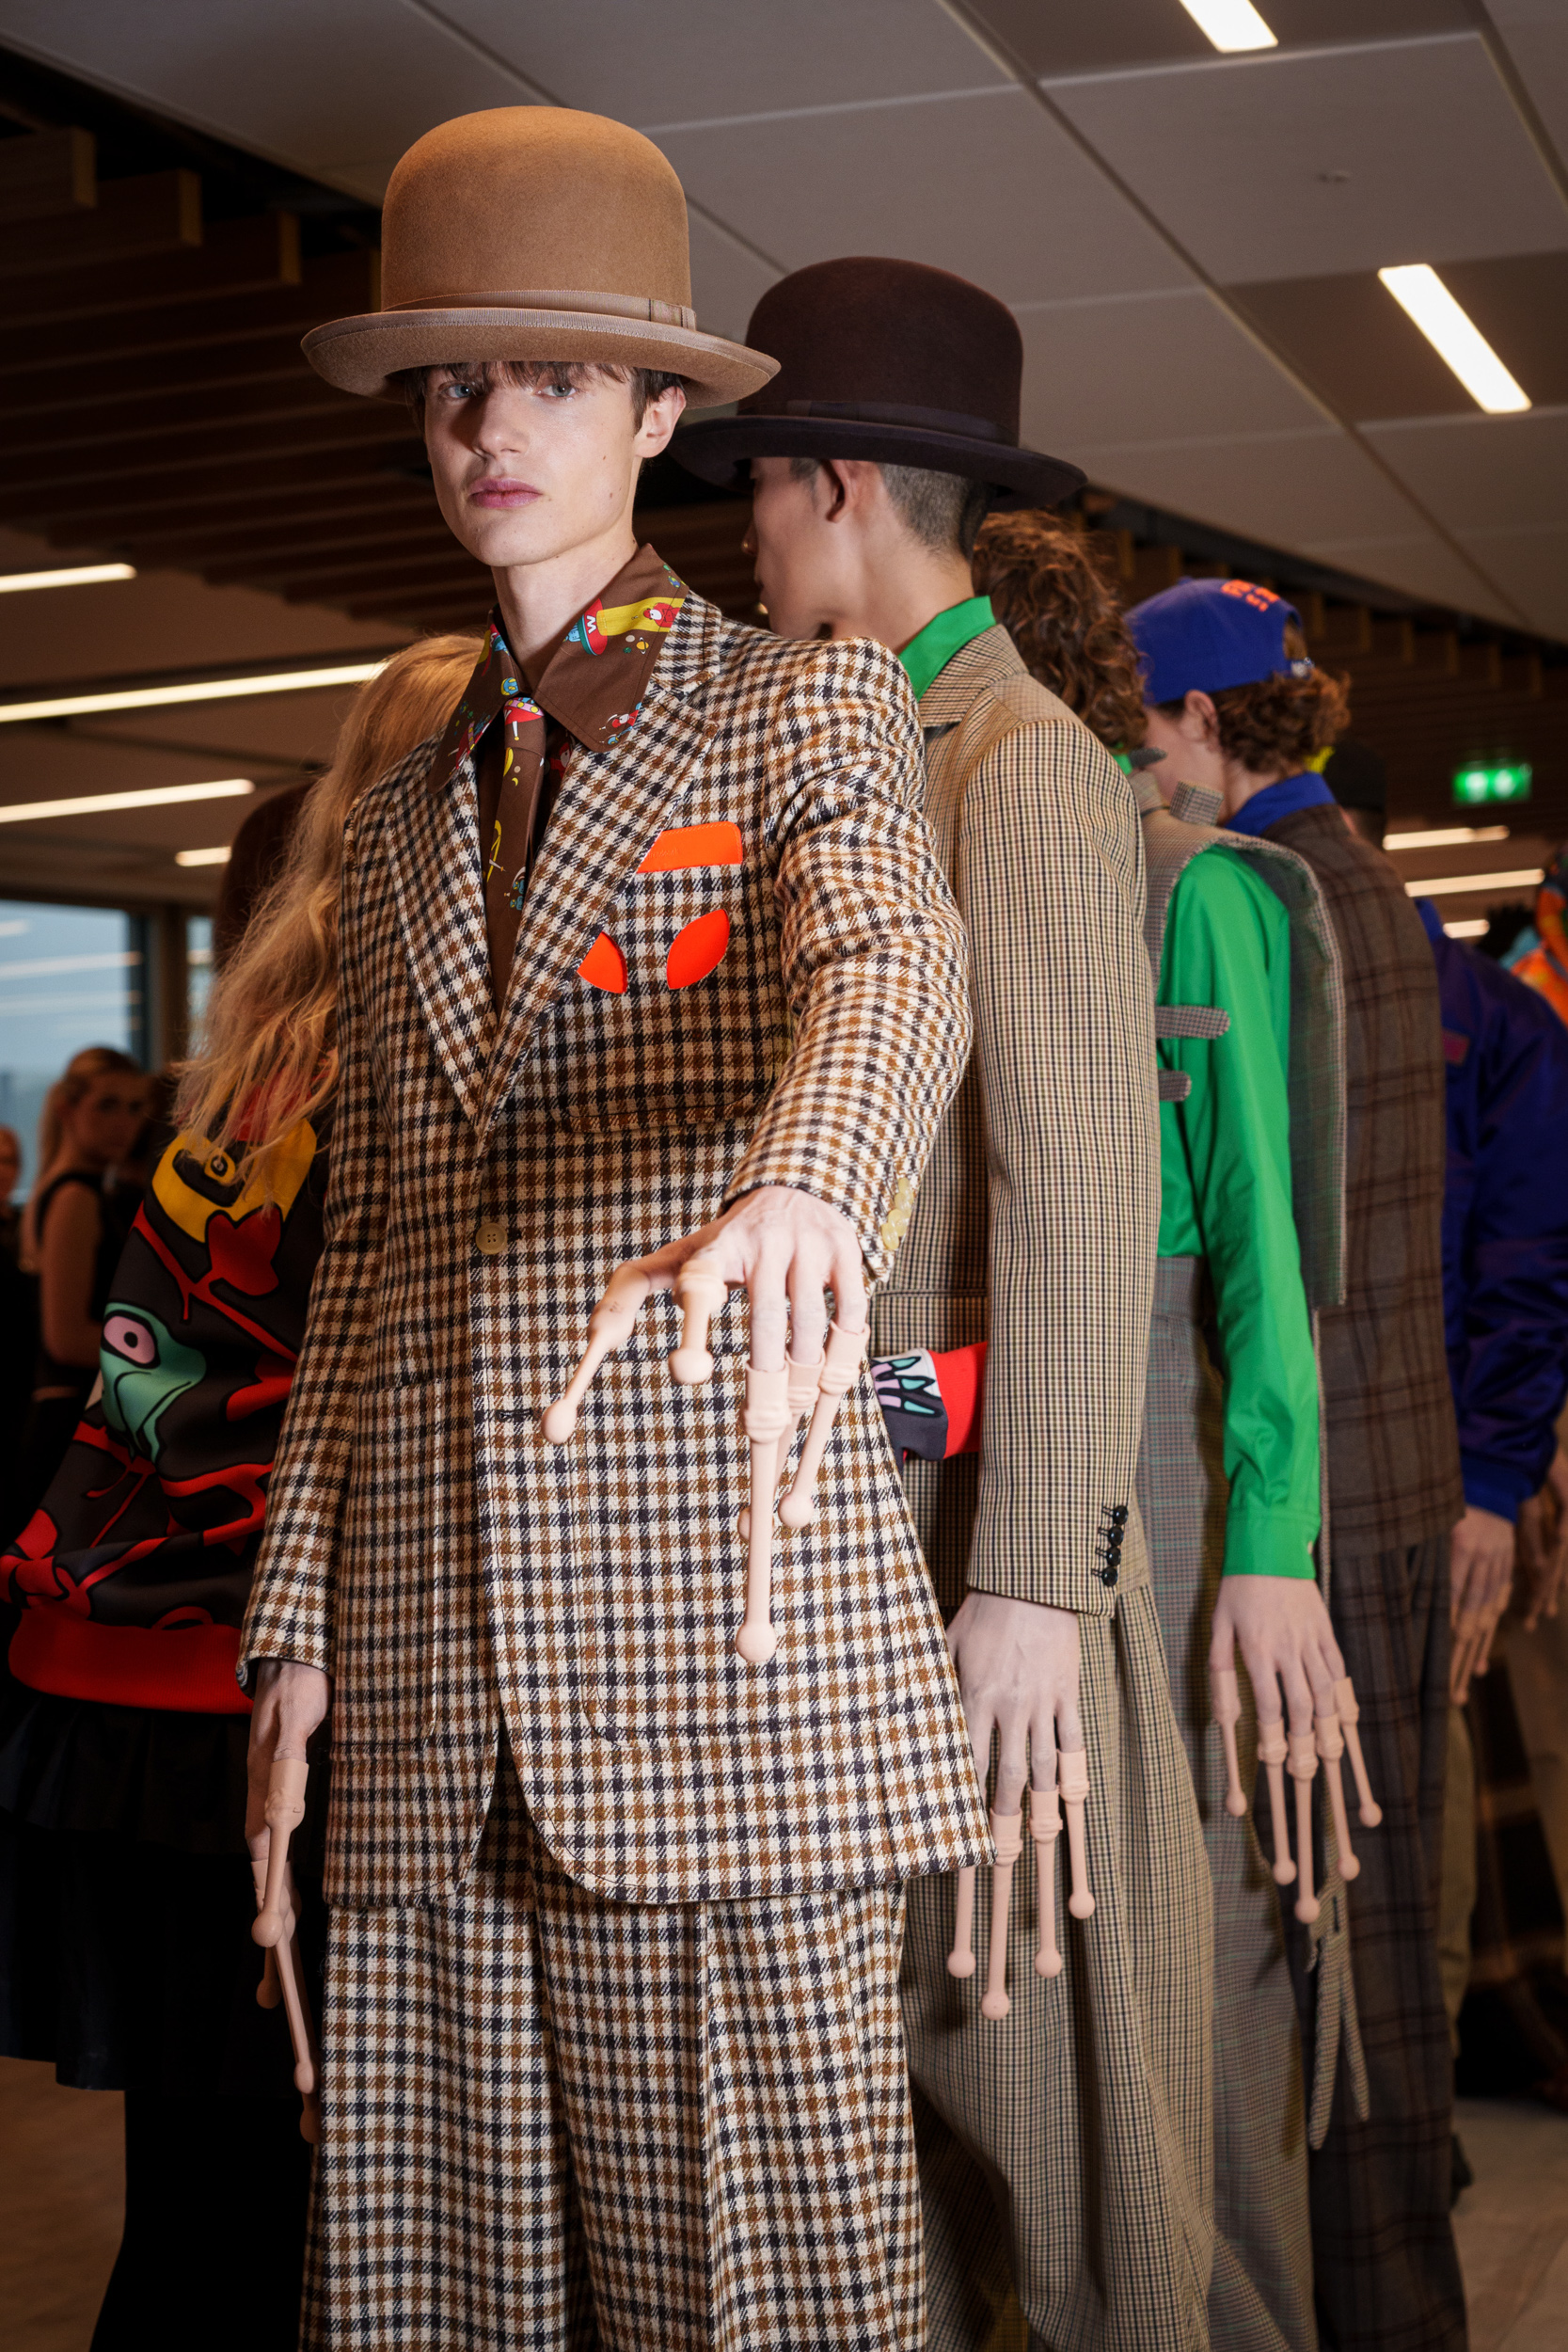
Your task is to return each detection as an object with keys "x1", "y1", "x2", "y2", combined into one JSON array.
[{"x1": 0, "y1": 115, "x2": 1563, "y2": 836}]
